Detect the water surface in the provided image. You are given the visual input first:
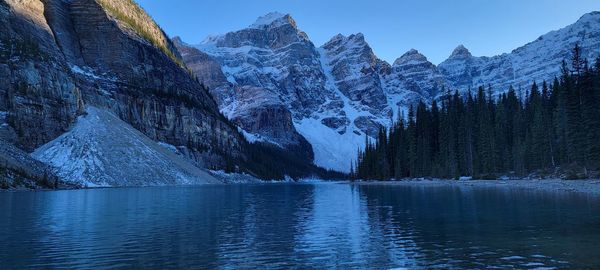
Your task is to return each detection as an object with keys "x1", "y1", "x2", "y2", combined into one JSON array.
[{"x1": 1, "y1": 183, "x2": 599, "y2": 269}]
